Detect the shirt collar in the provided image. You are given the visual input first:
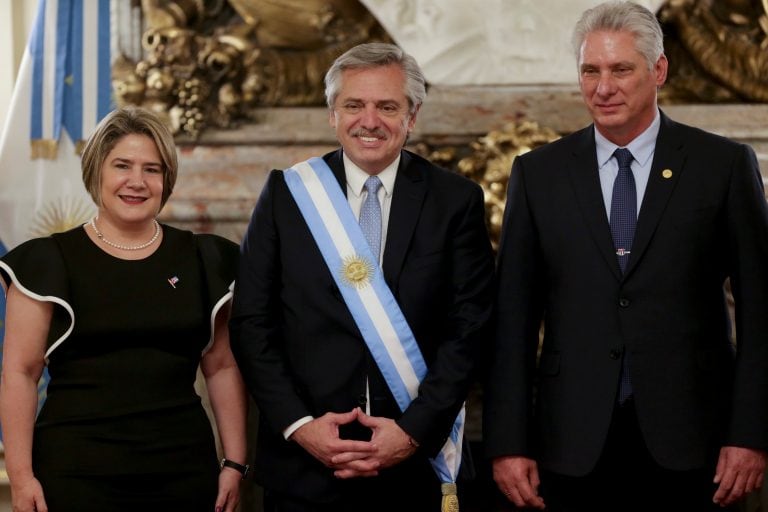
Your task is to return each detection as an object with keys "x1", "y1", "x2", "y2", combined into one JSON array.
[
  {"x1": 595, "y1": 109, "x2": 660, "y2": 168},
  {"x1": 343, "y1": 152, "x2": 400, "y2": 198}
]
